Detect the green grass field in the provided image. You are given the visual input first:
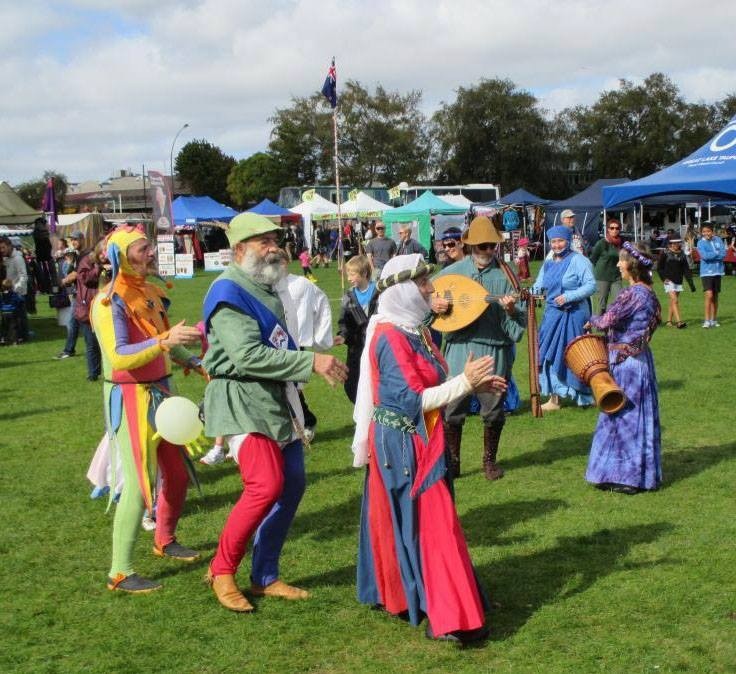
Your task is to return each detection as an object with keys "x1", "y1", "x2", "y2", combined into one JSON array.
[{"x1": 1, "y1": 262, "x2": 734, "y2": 673}]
